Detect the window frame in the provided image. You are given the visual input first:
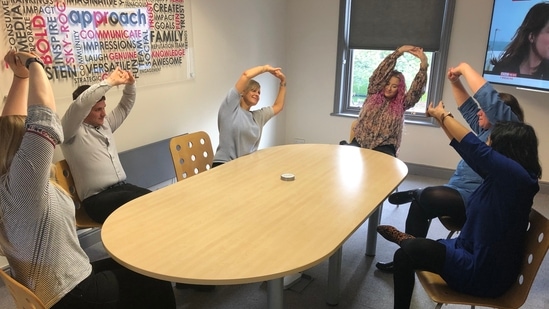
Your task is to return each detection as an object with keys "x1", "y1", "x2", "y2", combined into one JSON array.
[{"x1": 331, "y1": 0, "x2": 456, "y2": 126}]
